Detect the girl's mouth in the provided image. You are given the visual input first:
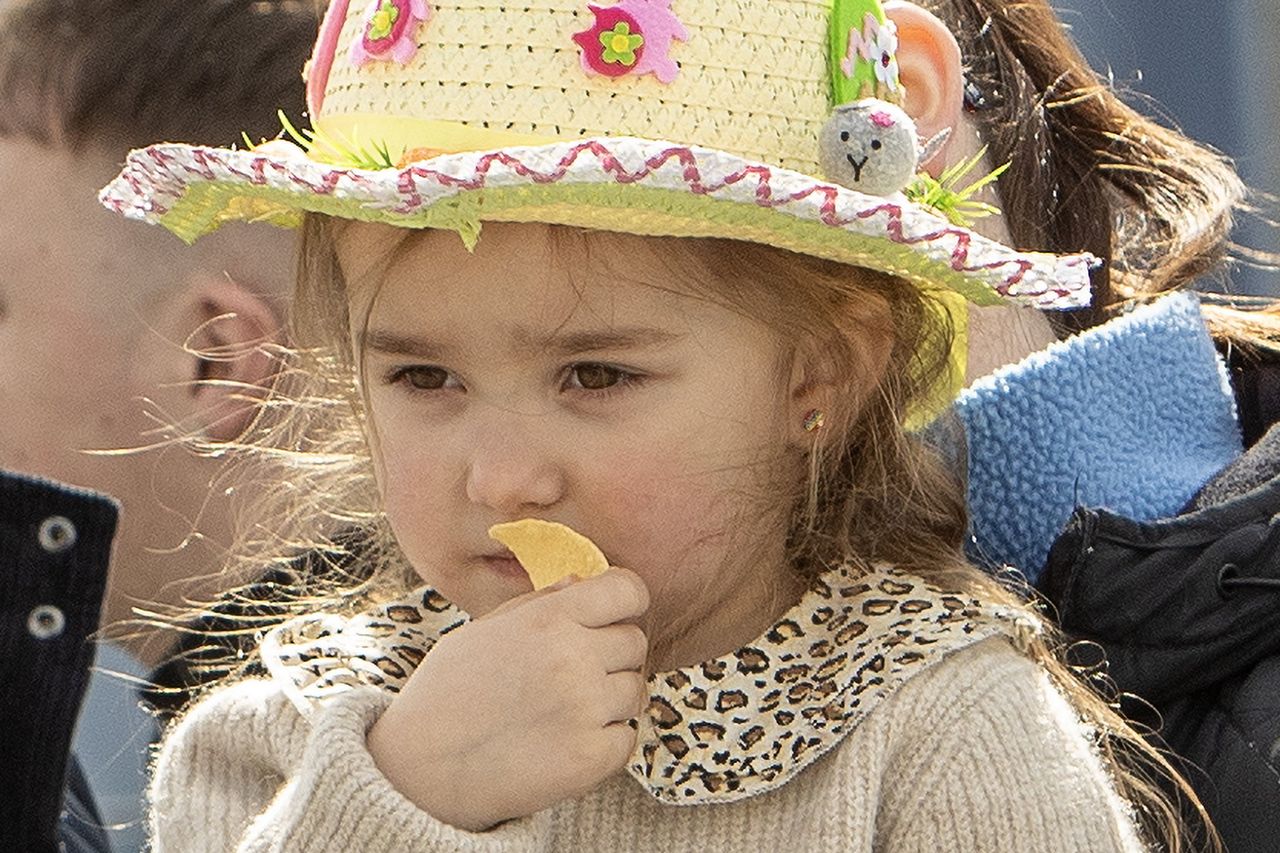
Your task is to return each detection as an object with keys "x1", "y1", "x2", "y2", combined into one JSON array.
[{"x1": 481, "y1": 554, "x2": 528, "y2": 580}]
